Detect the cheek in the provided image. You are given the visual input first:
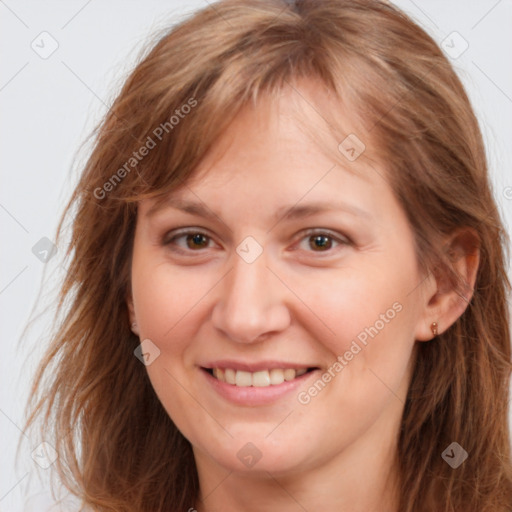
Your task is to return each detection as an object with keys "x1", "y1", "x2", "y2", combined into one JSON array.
[
  {"x1": 293, "y1": 264, "x2": 410, "y2": 355},
  {"x1": 293, "y1": 251, "x2": 419, "y2": 406},
  {"x1": 293, "y1": 272, "x2": 414, "y2": 435},
  {"x1": 131, "y1": 259, "x2": 211, "y2": 435},
  {"x1": 132, "y1": 259, "x2": 212, "y2": 348}
]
